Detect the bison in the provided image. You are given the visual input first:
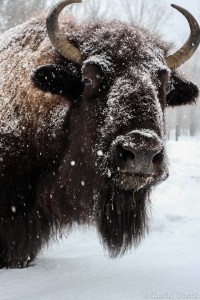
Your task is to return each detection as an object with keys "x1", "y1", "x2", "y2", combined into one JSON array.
[{"x1": 0, "y1": 0, "x2": 199, "y2": 268}]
